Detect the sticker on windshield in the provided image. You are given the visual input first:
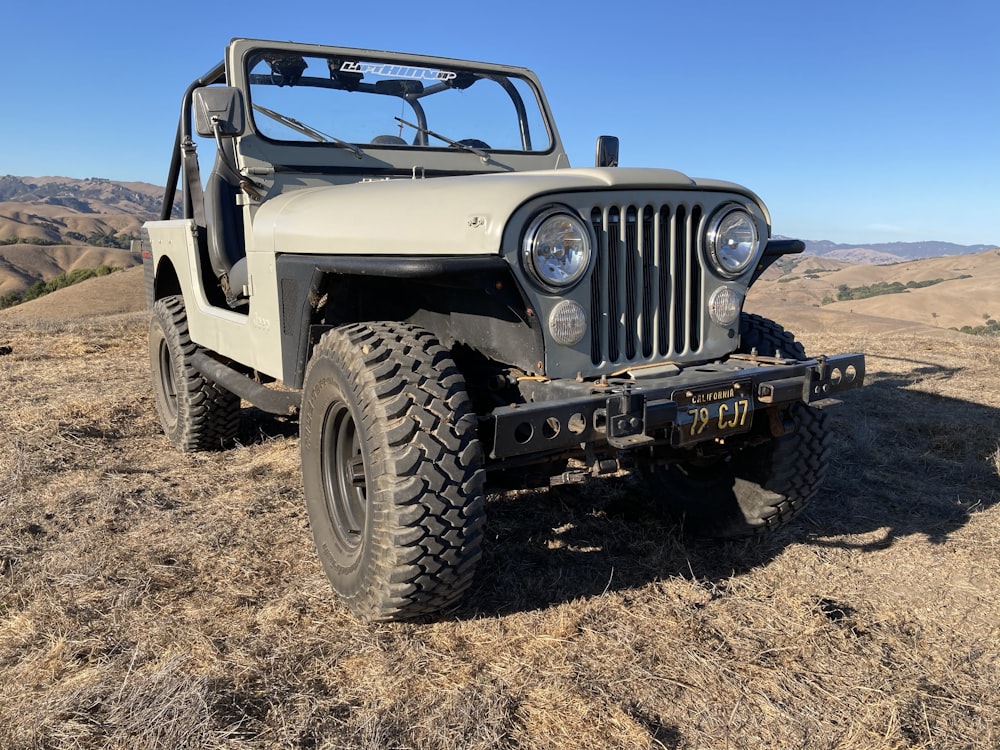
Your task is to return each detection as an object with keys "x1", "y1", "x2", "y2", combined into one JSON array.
[{"x1": 338, "y1": 61, "x2": 457, "y2": 83}]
